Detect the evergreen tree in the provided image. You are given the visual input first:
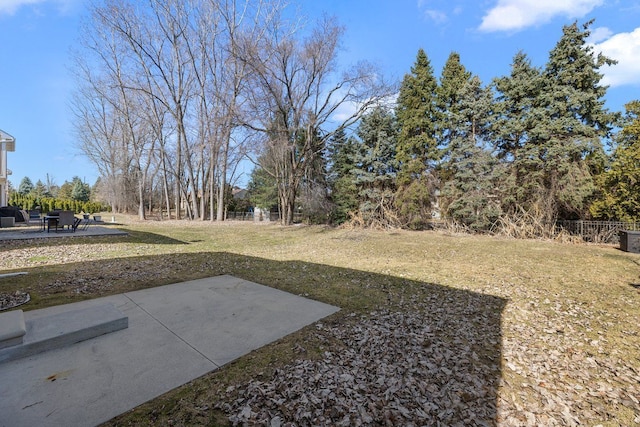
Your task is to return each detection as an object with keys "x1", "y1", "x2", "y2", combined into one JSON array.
[
  {"x1": 394, "y1": 48, "x2": 439, "y2": 229},
  {"x1": 441, "y1": 76, "x2": 504, "y2": 230},
  {"x1": 492, "y1": 52, "x2": 541, "y2": 159},
  {"x1": 396, "y1": 49, "x2": 439, "y2": 175},
  {"x1": 71, "y1": 177, "x2": 91, "y2": 202},
  {"x1": 327, "y1": 128, "x2": 359, "y2": 224},
  {"x1": 436, "y1": 52, "x2": 472, "y2": 180},
  {"x1": 18, "y1": 177, "x2": 34, "y2": 195},
  {"x1": 247, "y1": 165, "x2": 279, "y2": 211},
  {"x1": 57, "y1": 181, "x2": 74, "y2": 200},
  {"x1": 327, "y1": 128, "x2": 355, "y2": 180},
  {"x1": 351, "y1": 106, "x2": 399, "y2": 227},
  {"x1": 530, "y1": 20, "x2": 617, "y2": 221},
  {"x1": 492, "y1": 52, "x2": 543, "y2": 214},
  {"x1": 32, "y1": 180, "x2": 50, "y2": 199},
  {"x1": 591, "y1": 101, "x2": 640, "y2": 221}
]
